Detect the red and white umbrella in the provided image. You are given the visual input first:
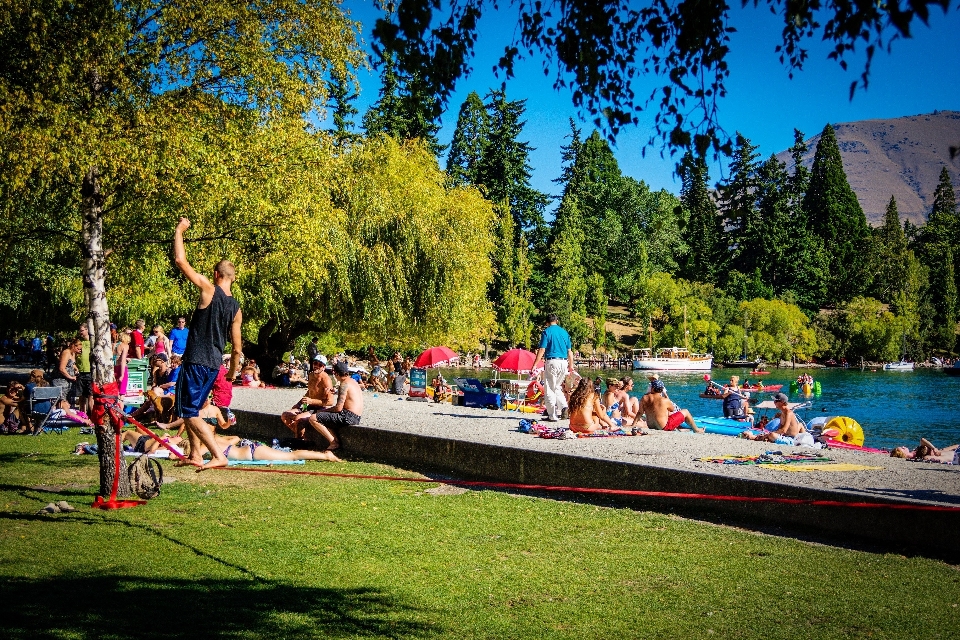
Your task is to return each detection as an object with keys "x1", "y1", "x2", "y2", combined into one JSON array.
[
  {"x1": 414, "y1": 346, "x2": 458, "y2": 368},
  {"x1": 491, "y1": 348, "x2": 543, "y2": 374}
]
